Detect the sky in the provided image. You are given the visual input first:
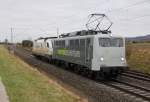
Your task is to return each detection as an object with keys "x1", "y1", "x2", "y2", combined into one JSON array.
[{"x1": 0, "y1": 0, "x2": 150, "y2": 42}]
